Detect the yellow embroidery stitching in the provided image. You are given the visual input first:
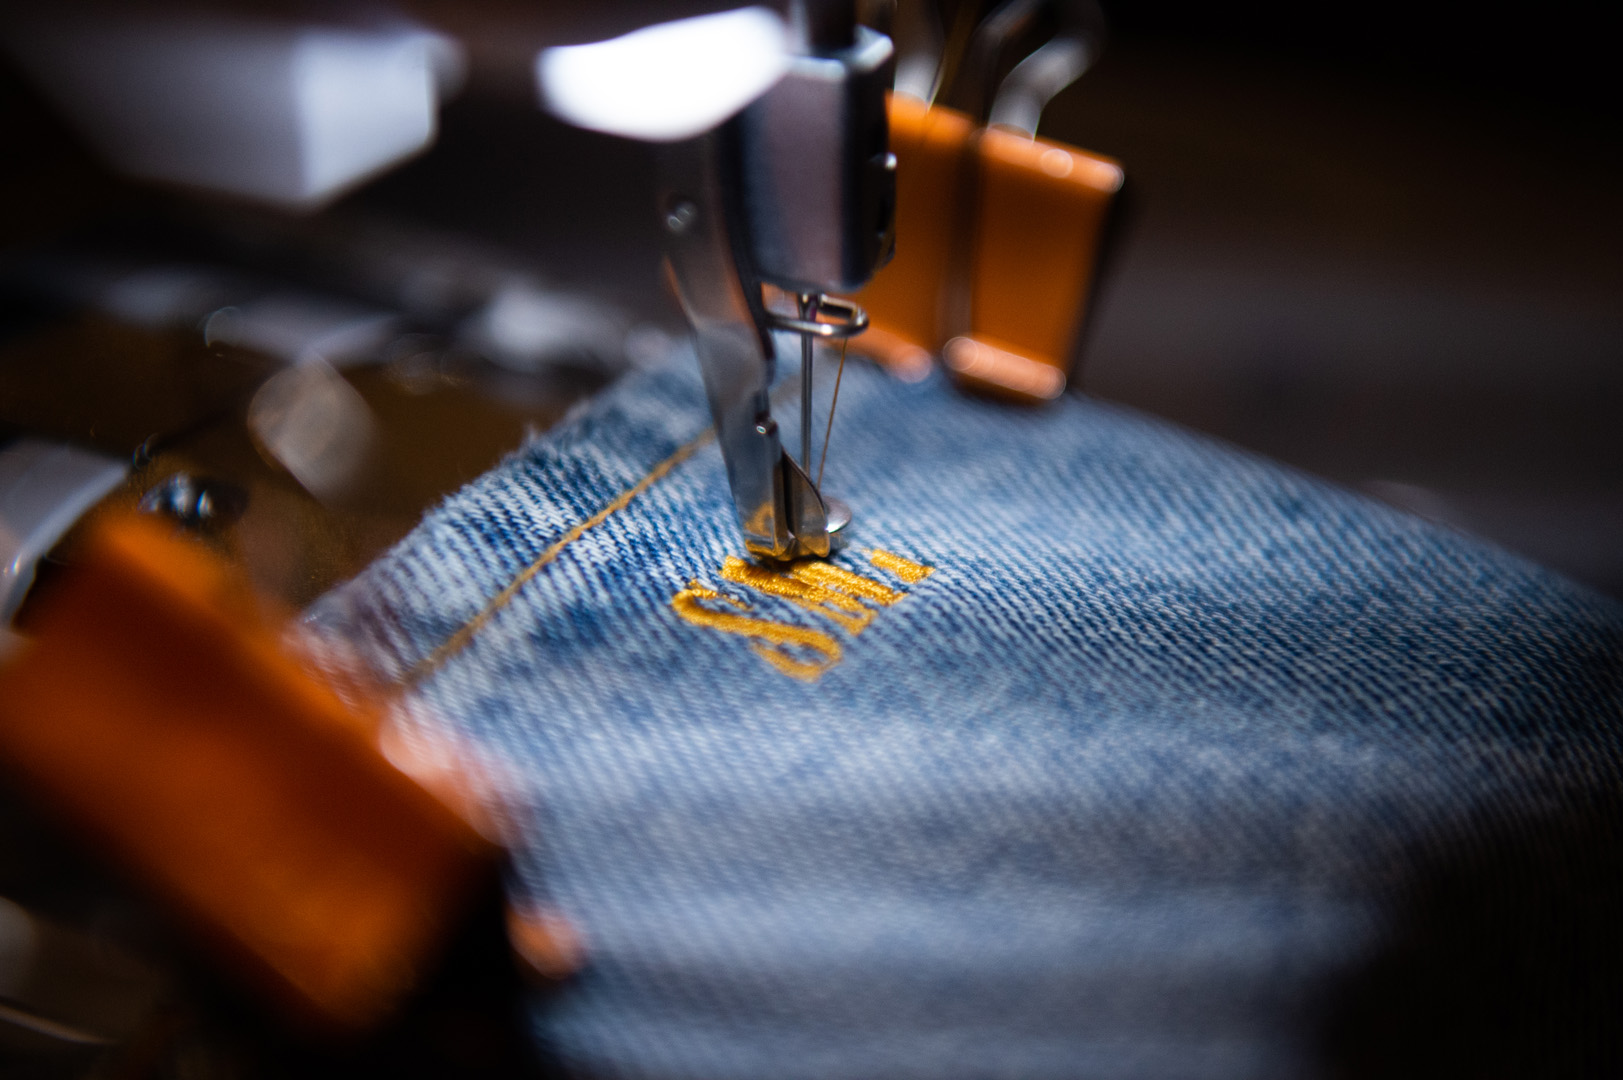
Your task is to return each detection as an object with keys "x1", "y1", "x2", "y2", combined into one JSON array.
[
  {"x1": 868, "y1": 548, "x2": 935, "y2": 584},
  {"x1": 405, "y1": 376, "x2": 821, "y2": 689},
  {"x1": 670, "y1": 583, "x2": 842, "y2": 681},
  {"x1": 788, "y1": 560, "x2": 905, "y2": 604},
  {"x1": 684, "y1": 552, "x2": 936, "y2": 679},
  {"x1": 720, "y1": 557, "x2": 875, "y2": 634}
]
